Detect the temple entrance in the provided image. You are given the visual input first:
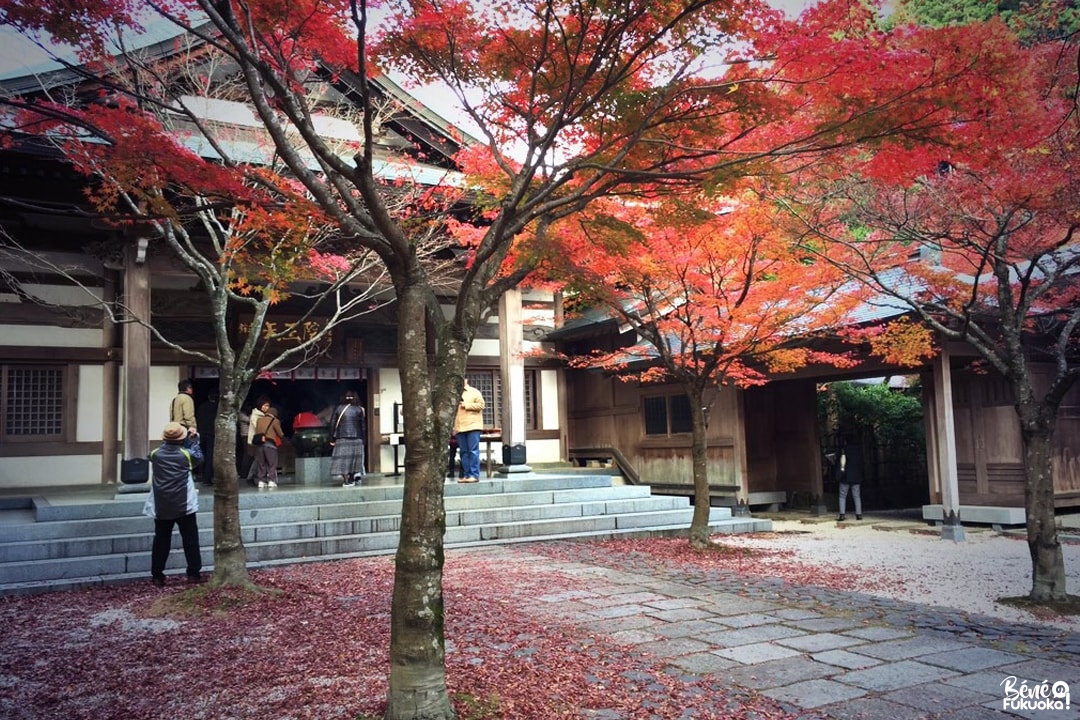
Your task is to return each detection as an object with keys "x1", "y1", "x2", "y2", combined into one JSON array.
[{"x1": 191, "y1": 370, "x2": 370, "y2": 476}]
